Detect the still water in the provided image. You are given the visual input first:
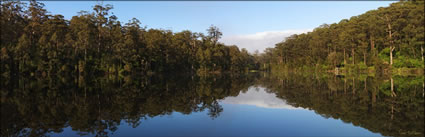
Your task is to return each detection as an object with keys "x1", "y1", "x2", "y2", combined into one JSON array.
[{"x1": 1, "y1": 73, "x2": 423, "y2": 137}]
